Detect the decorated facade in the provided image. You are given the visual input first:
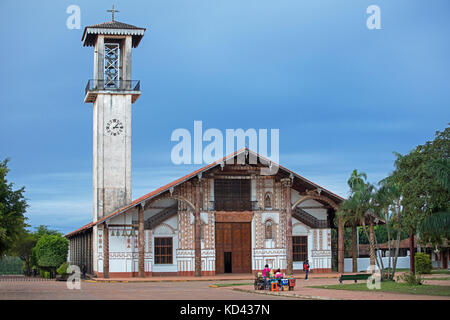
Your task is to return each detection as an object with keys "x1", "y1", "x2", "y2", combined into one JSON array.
[{"x1": 66, "y1": 16, "x2": 344, "y2": 278}]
